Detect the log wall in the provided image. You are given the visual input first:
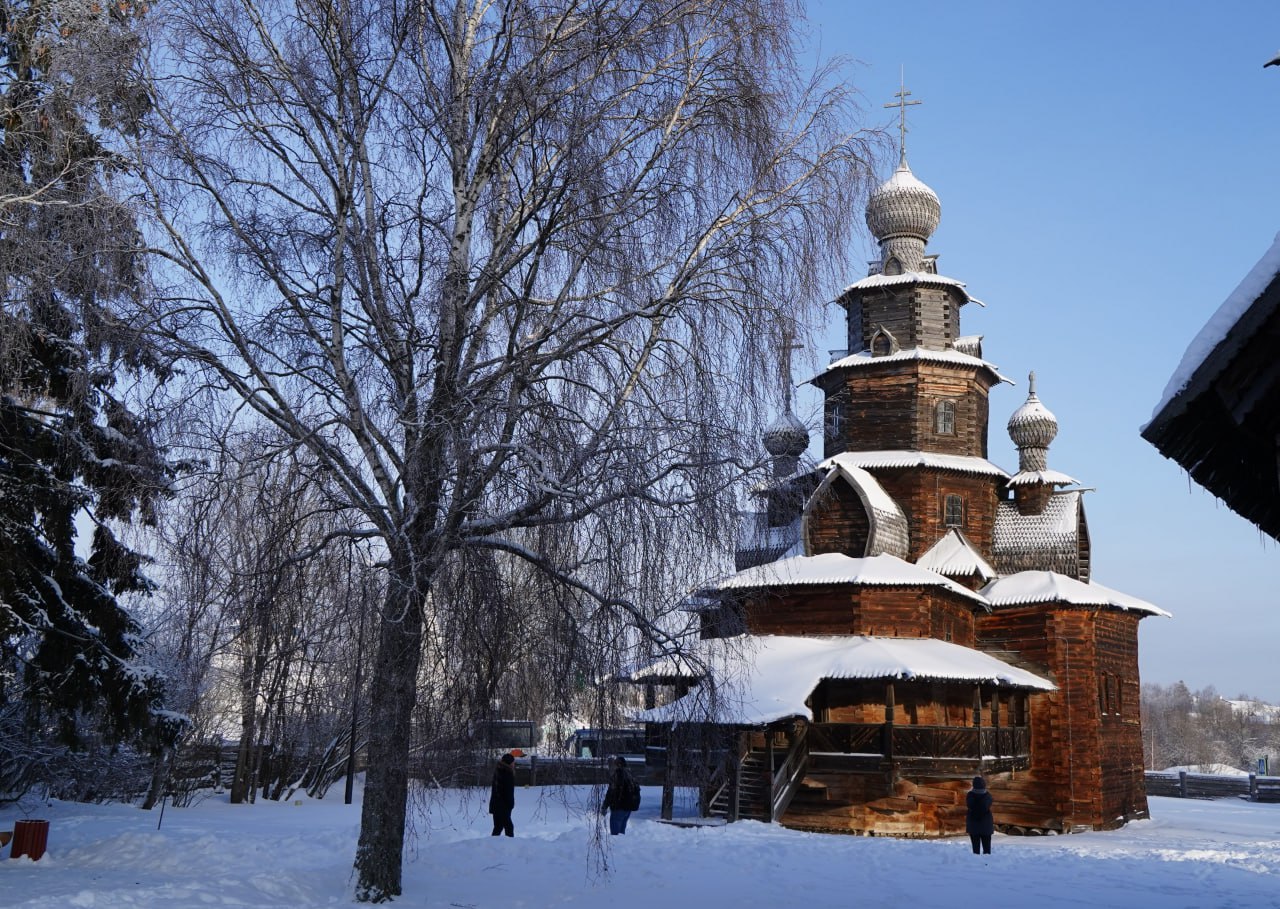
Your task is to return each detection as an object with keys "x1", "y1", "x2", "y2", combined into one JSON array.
[
  {"x1": 821, "y1": 361, "x2": 993, "y2": 460},
  {"x1": 852, "y1": 286, "x2": 966, "y2": 353},
  {"x1": 806, "y1": 479, "x2": 872, "y2": 556},
  {"x1": 873, "y1": 468, "x2": 1001, "y2": 561},
  {"x1": 744, "y1": 586, "x2": 976, "y2": 645},
  {"x1": 975, "y1": 606, "x2": 1149, "y2": 831}
]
